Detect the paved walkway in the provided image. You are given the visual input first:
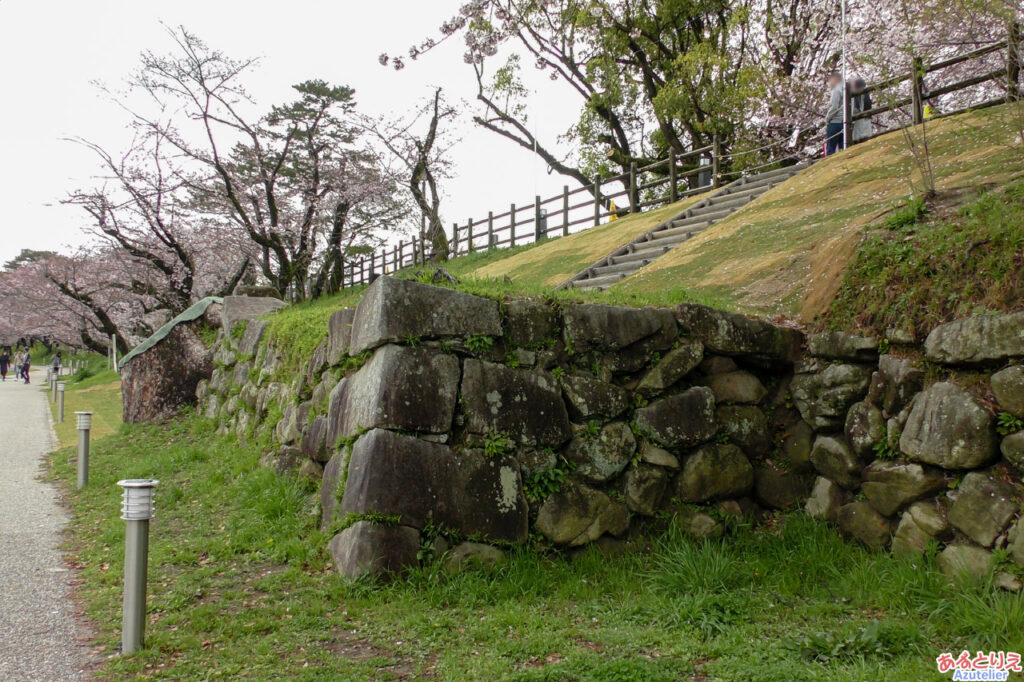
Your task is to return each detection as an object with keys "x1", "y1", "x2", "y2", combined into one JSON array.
[{"x1": 0, "y1": 369, "x2": 92, "y2": 680}]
